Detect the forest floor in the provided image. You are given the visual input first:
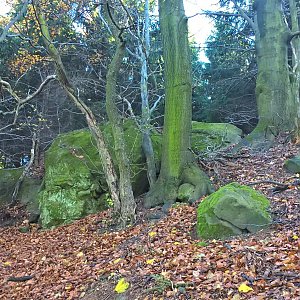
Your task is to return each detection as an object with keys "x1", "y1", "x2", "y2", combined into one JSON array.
[{"x1": 0, "y1": 139, "x2": 299, "y2": 300}]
